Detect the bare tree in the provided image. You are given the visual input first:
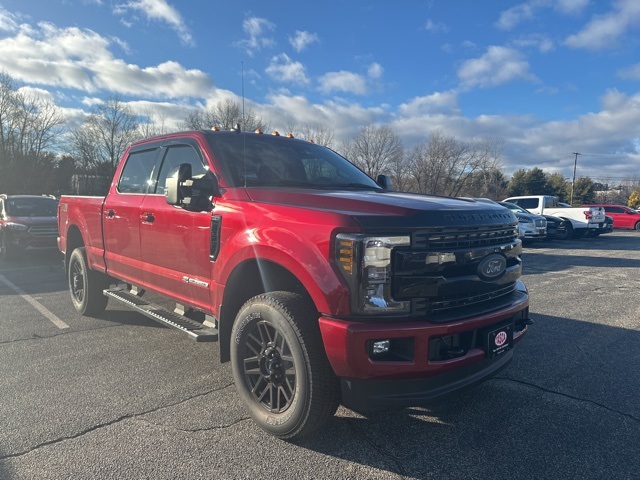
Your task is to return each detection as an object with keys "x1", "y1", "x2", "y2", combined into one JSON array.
[
  {"x1": 138, "y1": 108, "x2": 171, "y2": 138},
  {"x1": 408, "y1": 130, "x2": 504, "y2": 197},
  {"x1": 284, "y1": 122, "x2": 335, "y2": 148},
  {"x1": 72, "y1": 96, "x2": 139, "y2": 191},
  {"x1": 342, "y1": 124, "x2": 404, "y2": 179},
  {"x1": 0, "y1": 71, "x2": 66, "y2": 193},
  {"x1": 181, "y1": 99, "x2": 268, "y2": 133}
]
